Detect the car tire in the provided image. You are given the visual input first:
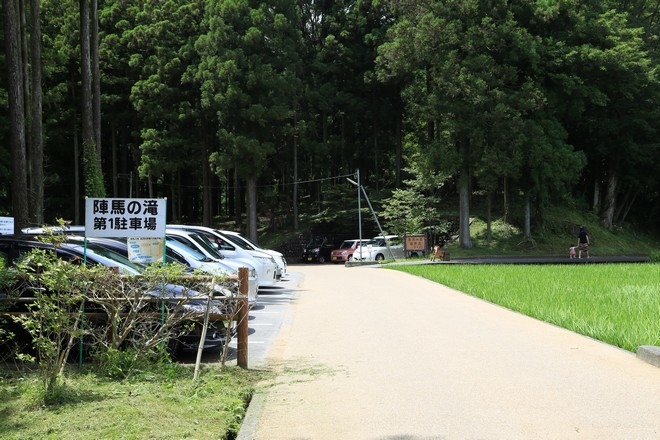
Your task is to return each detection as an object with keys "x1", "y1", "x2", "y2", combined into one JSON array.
[
  {"x1": 318, "y1": 256, "x2": 325, "y2": 264},
  {"x1": 410, "y1": 252, "x2": 418, "y2": 258},
  {"x1": 375, "y1": 254, "x2": 384, "y2": 262},
  {"x1": 347, "y1": 255, "x2": 352, "y2": 262}
]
